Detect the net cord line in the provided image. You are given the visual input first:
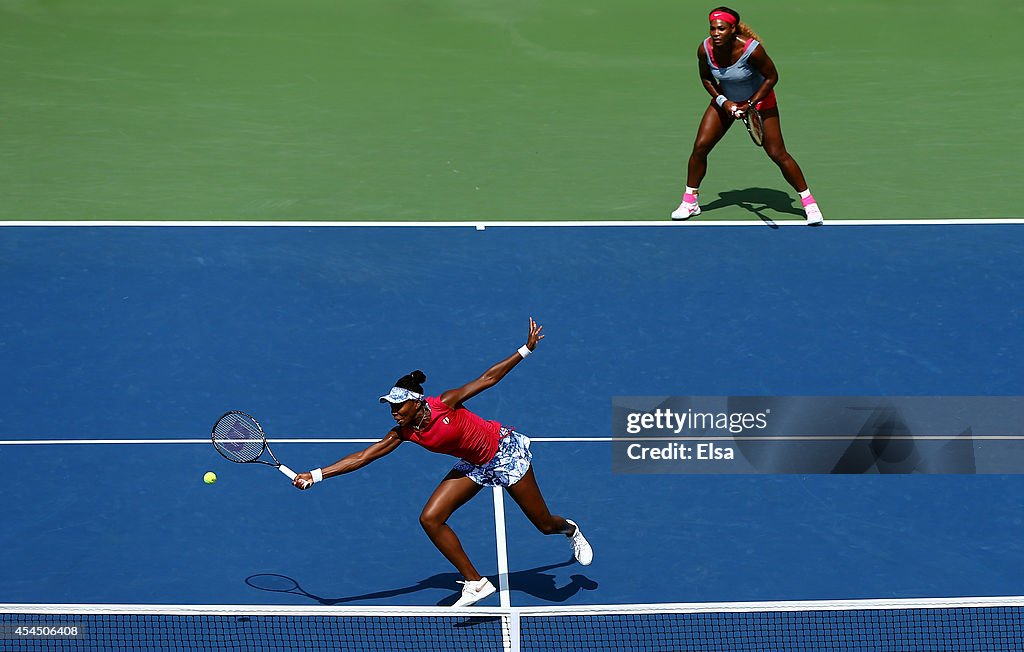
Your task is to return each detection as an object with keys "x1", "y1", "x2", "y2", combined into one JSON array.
[
  {"x1": 3, "y1": 595, "x2": 1024, "y2": 617},
  {"x1": 3, "y1": 219, "x2": 1024, "y2": 227}
]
